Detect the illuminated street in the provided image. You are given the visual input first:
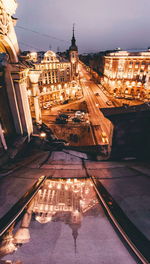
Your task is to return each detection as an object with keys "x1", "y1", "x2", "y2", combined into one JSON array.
[
  {"x1": 0, "y1": 1, "x2": 150, "y2": 264},
  {"x1": 39, "y1": 65, "x2": 114, "y2": 149},
  {"x1": 79, "y1": 64, "x2": 113, "y2": 145}
]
